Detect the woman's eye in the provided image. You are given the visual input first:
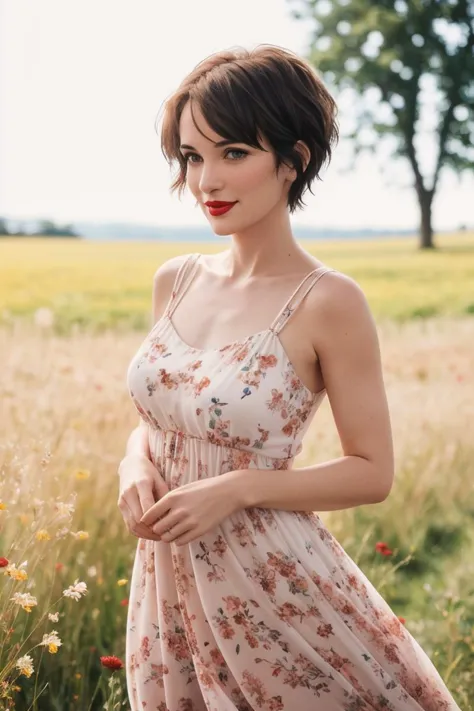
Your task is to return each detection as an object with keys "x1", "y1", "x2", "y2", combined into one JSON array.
[
  {"x1": 226, "y1": 149, "x2": 248, "y2": 160},
  {"x1": 183, "y1": 153, "x2": 201, "y2": 164},
  {"x1": 183, "y1": 149, "x2": 248, "y2": 164}
]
